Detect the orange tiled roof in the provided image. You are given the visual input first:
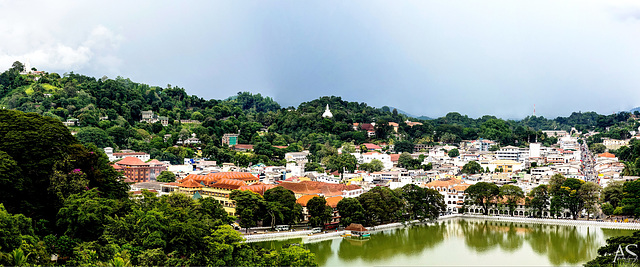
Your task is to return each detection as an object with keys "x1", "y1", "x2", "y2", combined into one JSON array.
[
  {"x1": 424, "y1": 179, "x2": 462, "y2": 188},
  {"x1": 598, "y1": 152, "x2": 616, "y2": 158},
  {"x1": 389, "y1": 154, "x2": 400, "y2": 162},
  {"x1": 206, "y1": 172, "x2": 258, "y2": 181},
  {"x1": 296, "y1": 194, "x2": 321, "y2": 206},
  {"x1": 279, "y1": 181, "x2": 362, "y2": 196},
  {"x1": 179, "y1": 179, "x2": 203, "y2": 188},
  {"x1": 452, "y1": 184, "x2": 470, "y2": 191},
  {"x1": 238, "y1": 183, "x2": 276, "y2": 196},
  {"x1": 326, "y1": 196, "x2": 343, "y2": 208}
]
